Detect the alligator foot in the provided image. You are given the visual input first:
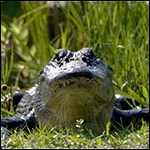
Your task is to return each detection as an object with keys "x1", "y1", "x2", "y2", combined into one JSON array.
[{"x1": 110, "y1": 107, "x2": 149, "y2": 131}]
